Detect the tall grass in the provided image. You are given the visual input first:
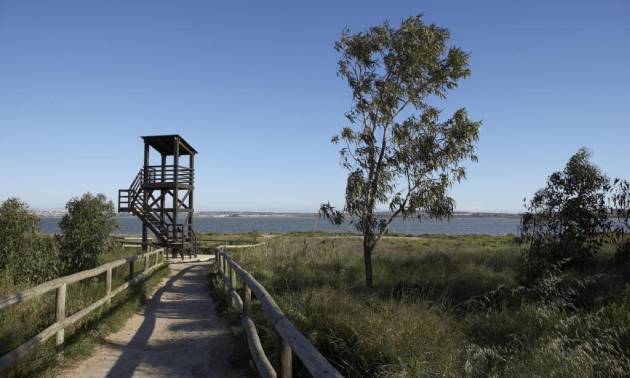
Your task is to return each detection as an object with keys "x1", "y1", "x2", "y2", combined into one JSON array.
[{"x1": 225, "y1": 235, "x2": 630, "y2": 377}]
